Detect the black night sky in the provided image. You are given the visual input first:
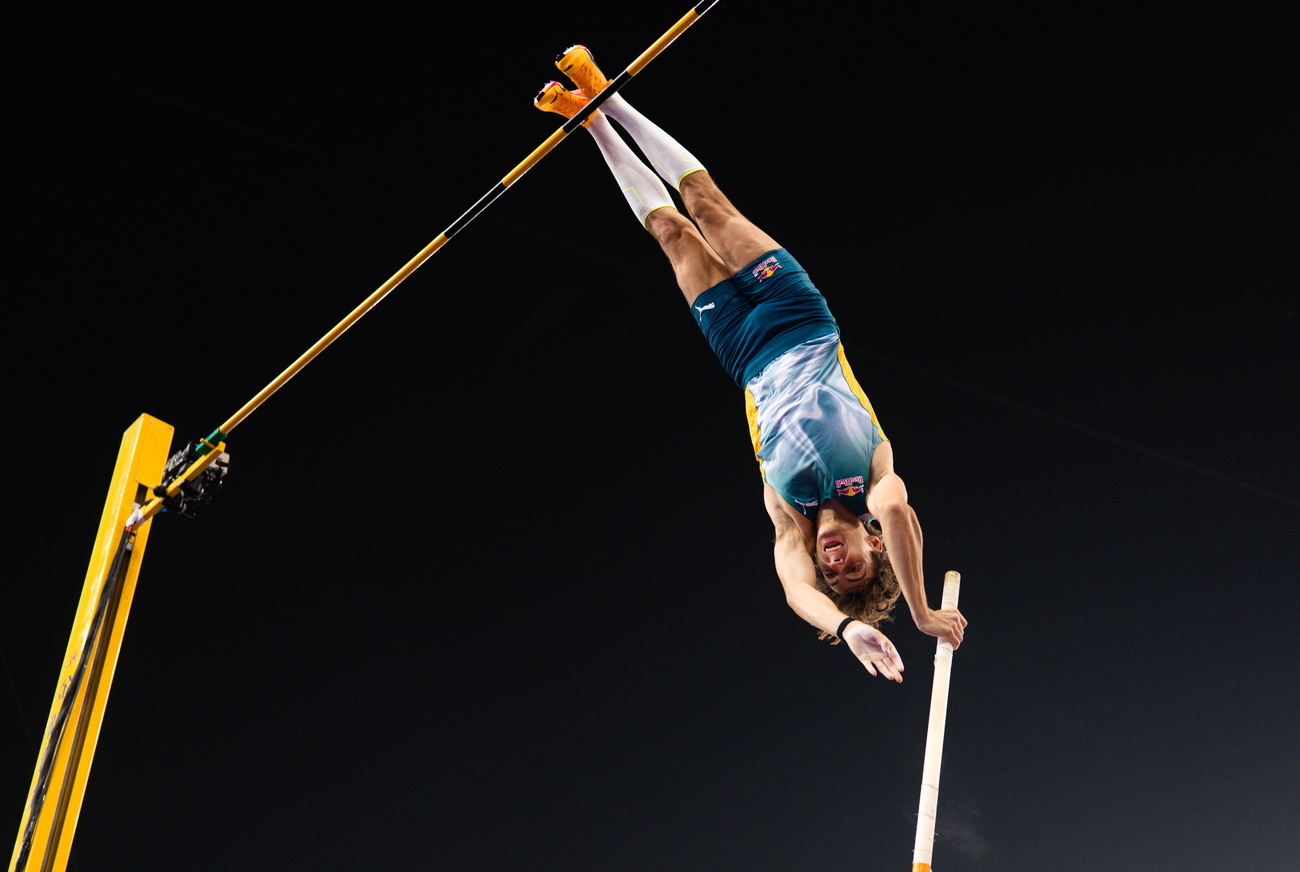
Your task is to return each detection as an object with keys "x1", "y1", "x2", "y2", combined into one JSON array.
[{"x1": 4, "y1": 3, "x2": 1298, "y2": 870}]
